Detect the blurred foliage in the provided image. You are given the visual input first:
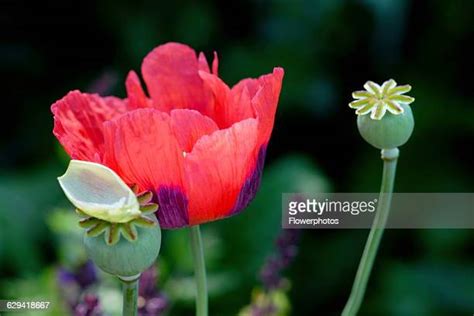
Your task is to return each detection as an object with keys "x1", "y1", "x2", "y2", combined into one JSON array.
[{"x1": 1, "y1": 0, "x2": 474, "y2": 315}]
